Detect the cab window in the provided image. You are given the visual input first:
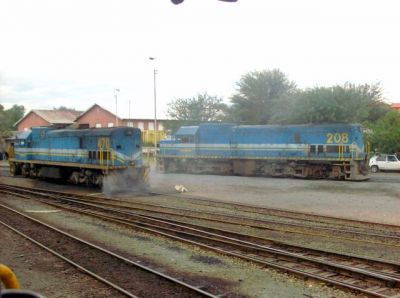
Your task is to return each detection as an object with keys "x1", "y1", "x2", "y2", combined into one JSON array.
[{"x1": 180, "y1": 136, "x2": 194, "y2": 143}]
